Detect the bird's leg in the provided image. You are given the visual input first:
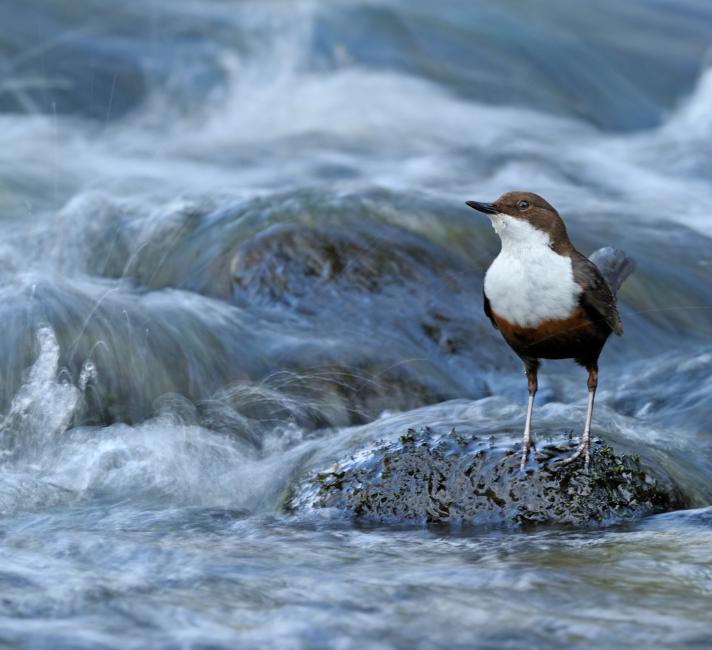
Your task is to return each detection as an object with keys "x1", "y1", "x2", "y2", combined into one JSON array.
[
  {"x1": 520, "y1": 360, "x2": 539, "y2": 470},
  {"x1": 561, "y1": 365, "x2": 598, "y2": 470}
]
